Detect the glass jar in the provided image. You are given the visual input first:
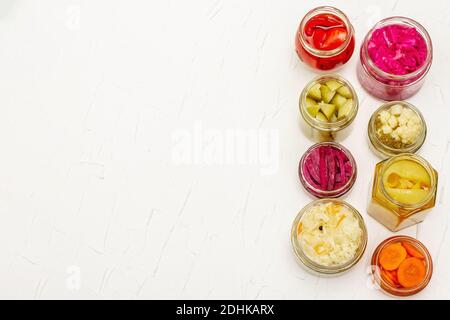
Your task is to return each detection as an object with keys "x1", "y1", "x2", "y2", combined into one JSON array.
[
  {"x1": 368, "y1": 101, "x2": 427, "y2": 158},
  {"x1": 358, "y1": 17, "x2": 433, "y2": 101},
  {"x1": 299, "y1": 142, "x2": 357, "y2": 198},
  {"x1": 295, "y1": 6, "x2": 355, "y2": 71},
  {"x1": 371, "y1": 236, "x2": 433, "y2": 297},
  {"x1": 291, "y1": 199, "x2": 368, "y2": 275},
  {"x1": 299, "y1": 74, "x2": 359, "y2": 142},
  {"x1": 368, "y1": 154, "x2": 438, "y2": 232}
]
